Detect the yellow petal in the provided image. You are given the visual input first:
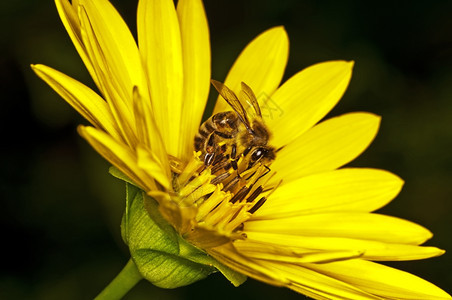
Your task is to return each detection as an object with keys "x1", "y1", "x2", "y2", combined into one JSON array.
[
  {"x1": 267, "y1": 61, "x2": 354, "y2": 147},
  {"x1": 362, "y1": 244, "x2": 445, "y2": 261},
  {"x1": 177, "y1": 0, "x2": 211, "y2": 161},
  {"x1": 307, "y1": 259, "x2": 452, "y2": 299},
  {"x1": 78, "y1": 6, "x2": 137, "y2": 147},
  {"x1": 264, "y1": 261, "x2": 381, "y2": 300},
  {"x1": 245, "y1": 213, "x2": 433, "y2": 245},
  {"x1": 271, "y1": 112, "x2": 380, "y2": 183},
  {"x1": 78, "y1": 0, "x2": 145, "y2": 103},
  {"x1": 31, "y1": 64, "x2": 121, "y2": 141},
  {"x1": 210, "y1": 245, "x2": 379, "y2": 299},
  {"x1": 136, "y1": 146, "x2": 171, "y2": 190},
  {"x1": 138, "y1": 0, "x2": 184, "y2": 158},
  {"x1": 233, "y1": 239, "x2": 363, "y2": 264},
  {"x1": 212, "y1": 245, "x2": 372, "y2": 300},
  {"x1": 289, "y1": 283, "x2": 377, "y2": 300},
  {"x1": 132, "y1": 87, "x2": 170, "y2": 178},
  {"x1": 213, "y1": 27, "x2": 289, "y2": 114},
  {"x1": 254, "y1": 168, "x2": 403, "y2": 219},
  {"x1": 54, "y1": 0, "x2": 99, "y2": 86},
  {"x1": 244, "y1": 232, "x2": 445, "y2": 261},
  {"x1": 209, "y1": 243, "x2": 290, "y2": 286},
  {"x1": 78, "y1": 126, "x2": 156, "y2": 192}
]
